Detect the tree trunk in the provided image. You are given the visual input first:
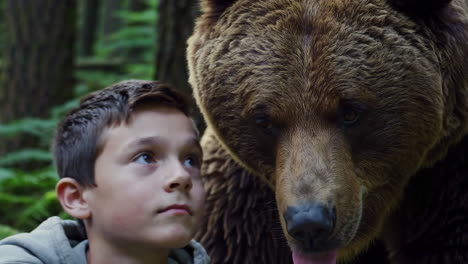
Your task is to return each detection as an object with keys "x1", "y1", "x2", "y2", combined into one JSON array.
[
  {"x1": 0, "y1": 3, "x2": 4, "y2": 52},
  {"x1": 155, "y1": 0, "x2": 203, "y2": 129},
  {"x1": 79, "y1": 0, "x2": 100, "y2": 57},
  {"x1": 155, "y1": 0, "x2": 198, "y2": 94},
  {"x1": 101, "y1": 0, "x2": 124, "y2": 38},
  {"x1": 100, "y1": 0, "x2": 124, "y2": 57},
  {"x1": 0, "y1": 0, "x2": 76, "y2": 155},
  {"x1": 129, "y1": 0, "x2": 147, "y2": 12}
]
